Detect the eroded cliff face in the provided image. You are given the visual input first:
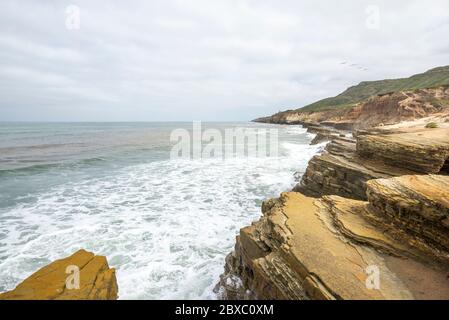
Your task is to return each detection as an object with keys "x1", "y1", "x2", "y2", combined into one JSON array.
[
  {"x1": 296, "y1": 123, "x2": 449, "y2": 200},
  {"x1": 357, "y1": 128, "x2": 449, "y2": 173},
  {"x1": 294, "y1": 137, "x2": 415, "y2": 200},
  {"x1": 216, "y1": 178, "x2": 449, "y2": 300},
  {"x1": 0, "y1": 249, "x2": 118, "y2": 300},
  {"x1": 366, "y1": 175, "x2": 449, "y2": 252},
  {"x1": 217, "y1": 120, "x2": 449, "y2": 300},
  {"x1": 255, "y1": 87, "x2": 449, "y2": 130}
]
